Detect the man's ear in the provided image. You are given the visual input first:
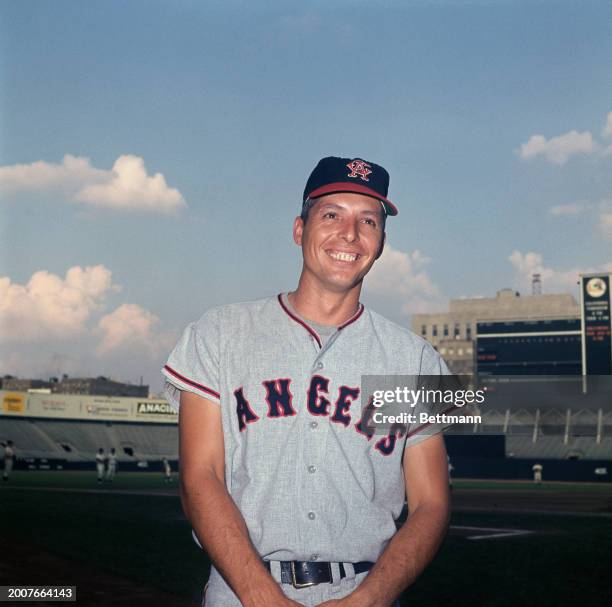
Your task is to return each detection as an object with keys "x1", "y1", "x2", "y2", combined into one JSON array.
[
  {"x1": 293, "y1": 216, "x2": 304, "y2": 246},
  {"x1": 375, "y1": 231, "x2": 386, "y2": 260}
]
